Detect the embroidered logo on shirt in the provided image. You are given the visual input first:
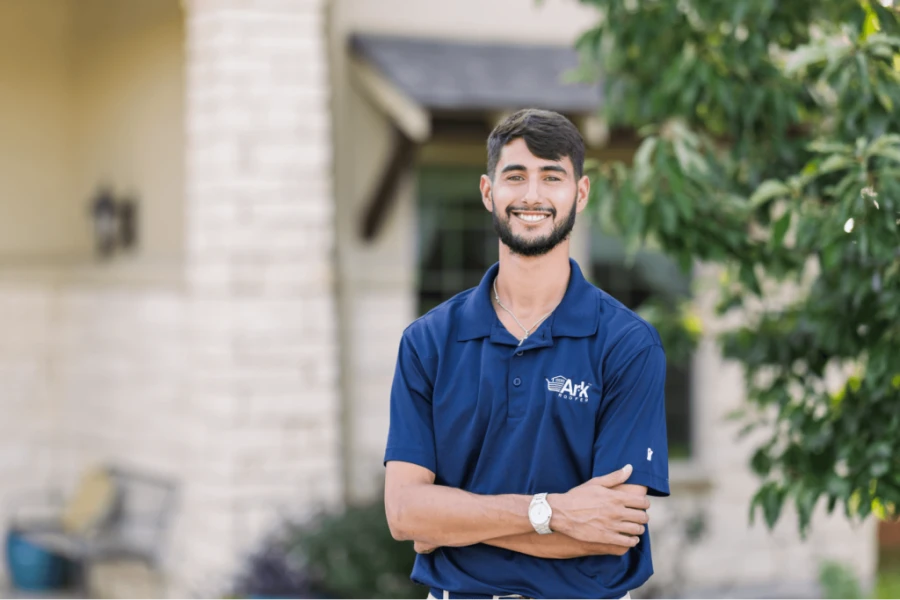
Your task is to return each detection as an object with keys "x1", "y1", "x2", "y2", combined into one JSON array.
[
  {"x1": 647, "y1": 448, "x2": 654, "y2": 461},
  {"x1": 546, "y1": 376, "x2": 591, "y2": 403}
]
